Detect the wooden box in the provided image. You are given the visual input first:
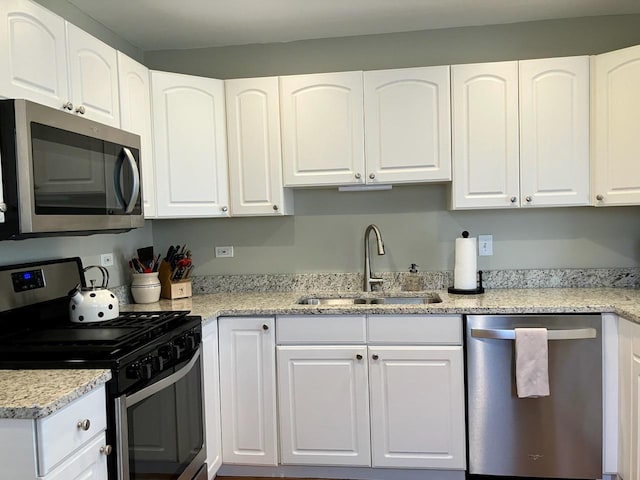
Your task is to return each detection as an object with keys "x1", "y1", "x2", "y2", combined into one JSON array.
[{"x1": 158, "y1": 260, "x2": 192, "y2": 299}]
